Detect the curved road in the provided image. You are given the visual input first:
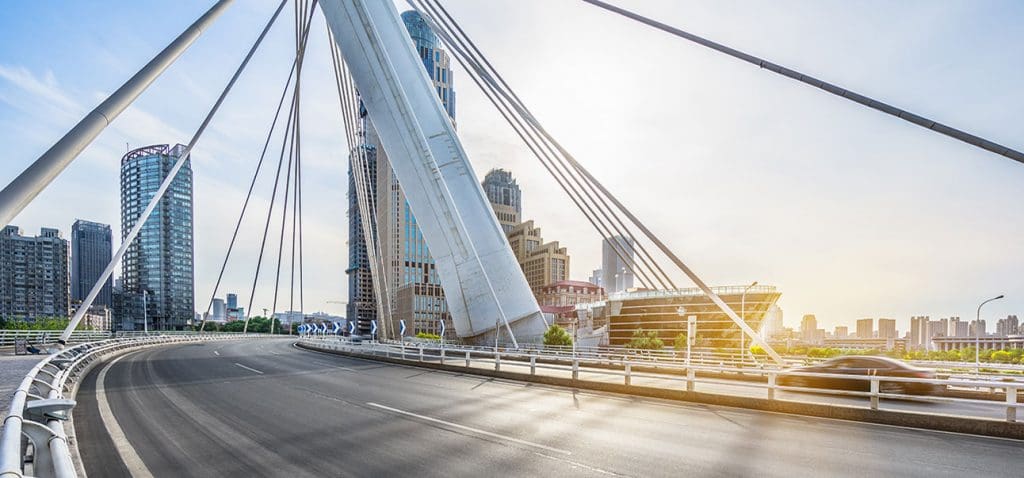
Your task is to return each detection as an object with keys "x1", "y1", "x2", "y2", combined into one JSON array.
[{"x1": 73, "y1": 339, "x2": 1021, "y2": 477}]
